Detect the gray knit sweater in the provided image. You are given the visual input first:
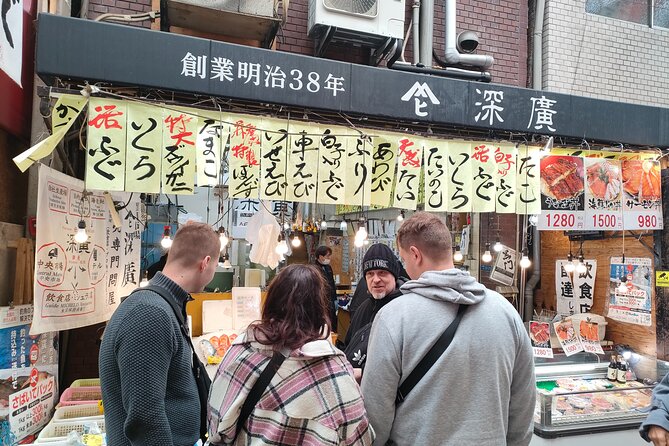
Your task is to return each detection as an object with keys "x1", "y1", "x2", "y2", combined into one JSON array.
[{"x1": 99, "y1": 273, "x2": 200, "y2": 446}]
